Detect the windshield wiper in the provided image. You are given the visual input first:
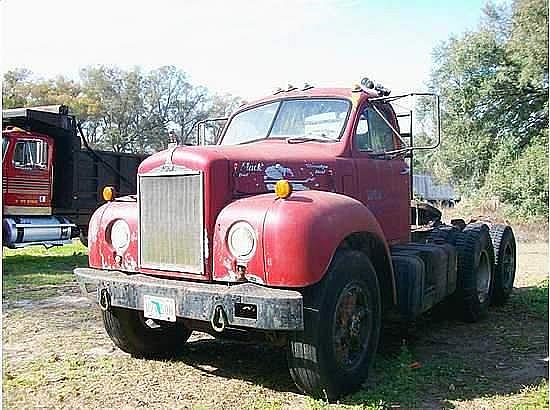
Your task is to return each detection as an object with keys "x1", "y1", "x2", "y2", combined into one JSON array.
[
  {"x1": 236, "y1": 137, "x2": 270, "y2": 145},
  {"x1": 286, "y1": 135, "x2": 337, "y2": 144}
]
